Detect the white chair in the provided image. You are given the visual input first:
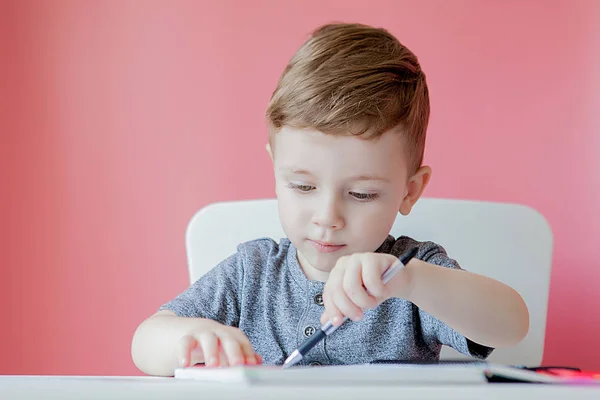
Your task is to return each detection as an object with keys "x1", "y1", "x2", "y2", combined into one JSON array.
[{"x1": 185, "y1": 197, "x2": 553, "y2": 367}]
